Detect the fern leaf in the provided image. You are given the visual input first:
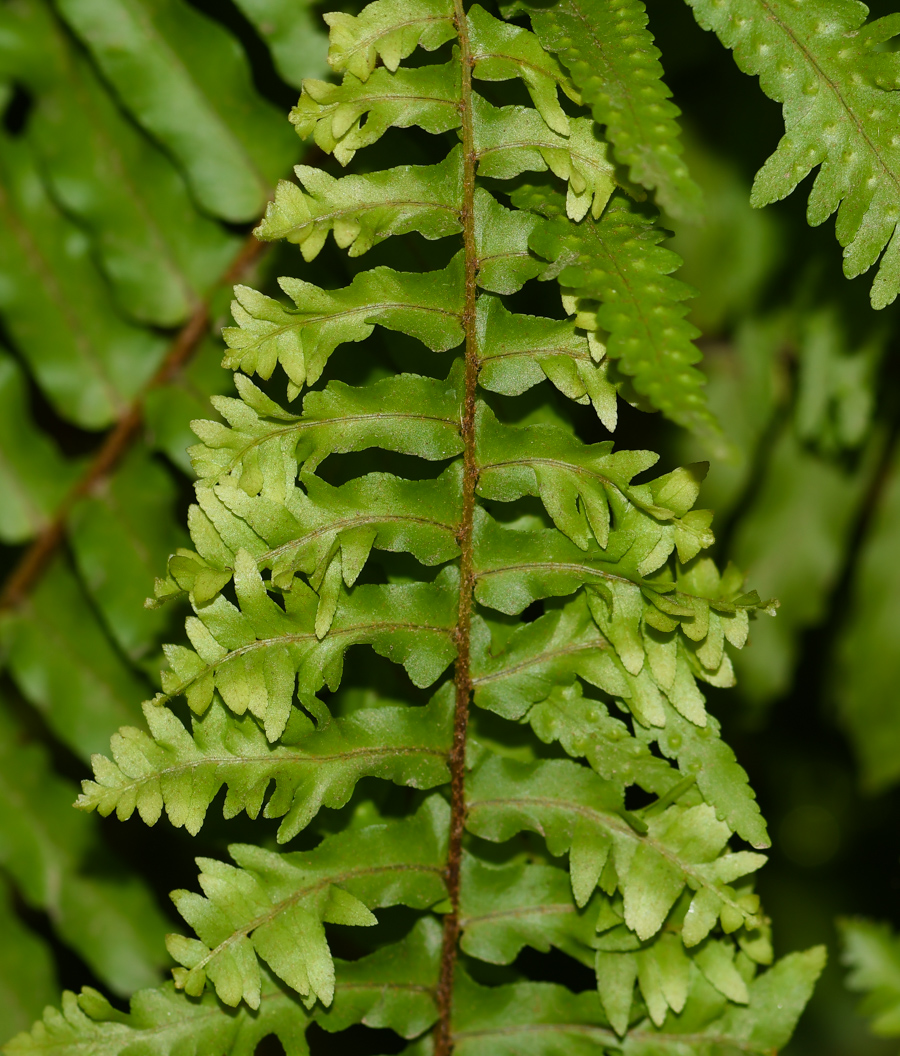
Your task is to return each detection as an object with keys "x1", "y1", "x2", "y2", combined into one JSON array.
[
  {"x1": 474, "y1": 100, "x2": 618, "y2": 220},
  {"x1": 650, "y1": 705, "x2": 769, "y2": 849},
  {"x1": 475, "y1": 189, "x2": 543, "y2": 294},
  {"x1": 458, "y1": 855, "x2": 599, "y2": 966},
  {"x1": 4, "y1": 923, "x2": 442, "y2": 1055},
  {"x1": 695, "y1": 947, "x2": 826, "y2": 1056},
  {"x1": 517, "y1": 184, "x2": 718, "y2": 439},
  {"x1": 471, "y1": 596, "x2": 621, "y2": 719},
  {"x1": 160, "y1": 465, "x2": 462, "y2": 604},
  {"x1": 0, "y1": 133, "x2": 165, "y2": 428},
  {"x1": 325, "y1": 0, "x2": 574, "y2": 131},
  {"x1": 317, "y1": 917, "x2": 441, "y2": 1036},
  {"x1": 0, "y1": 0, "x2": 239, "y2": 327},
  {"x1": 476, "y1": 296, "x2": 618, "y2": 428},
  {"x1": 0, "y1": 350, "x2": 79, "y2": 544},
  {"x1": 167, "y1": 798, "x2": 448, "y2": 1007},
  {"x1": 451, "y1": 971, "x2": 610, "y2": 1054},
  {"x1": 185, "y1": 468, "x2": 459, "y2": 602},
  {"x1": 78, "y1": 690, "x2": 452, "y2": 841},
  {"x1": 256, "y1": 150, "x2": 463, "y2": 260},
  {"x1": 0, "y1": 699, "x2": 169, "y2": 995},
  {"x1": 291, "y1": 62, "x2": 462, "y2": 164},
  {"x1": 686, "y1": 0, "x2": 900, "y2": 308},
  {"x1": 467, "y1": 755, "x2": 765, "y2": 938},
  {"x1": 223, "y1": 256, "x2": 464, "y2": 397},
  {"x1": 472, "y1": 511, "x2": 633, "y2": 615},
  {"x1": 468, "y1": 3, "x2": 576, "y2": 135},
  {"x1": 233, "y1": 0, "x2": 330, "y2": 87},
  {"x1": 595, "y1": 927, "x2": 780, "y2": 1031},
  {"x1": 54, "y1": 0, "x2": 298, "y2": 222},
  {"x1": 325, "y1": 0, "x2": 456, "y2": 81},
  {"x1": 471, "y1": 511, "x2": 708, "y2": 618},
  {"x1": 159, "y1": 553, "x2": 457, "y2": 739},
  {"x1": 1, "y1": 973, "x2": 309, "y2": 1056},
  {"x1": 527, "y1": 681, "x2": 693, "y2": 797},
  {"x1": 450, "y1": 950, "x2": 823, "y2": 1054},
  {"x1": 520, "y1": 0, "x2": 702, "y2": 220},
  {"x1": 190, "y1": 370, "x2": 464, "y2": 488},
  {"x1": 475, "y1": 405, "x2": 706, "y2": 552}
]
